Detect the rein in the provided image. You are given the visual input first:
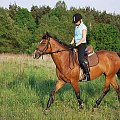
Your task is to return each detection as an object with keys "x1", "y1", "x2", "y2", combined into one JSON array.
[{"x1": 36, "y1": 48, "x2": 67, "y2": 55}]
